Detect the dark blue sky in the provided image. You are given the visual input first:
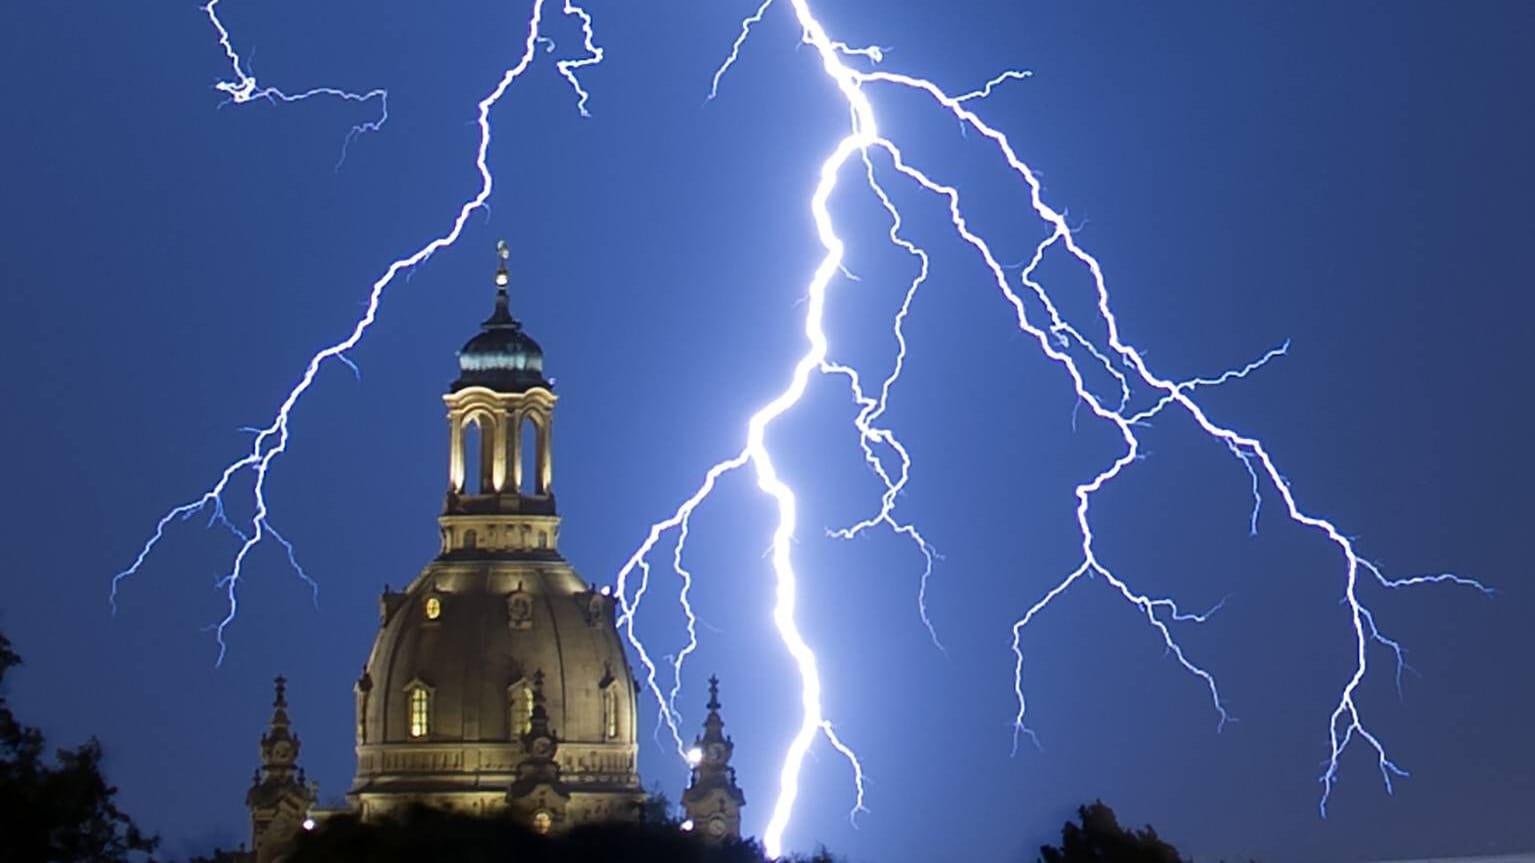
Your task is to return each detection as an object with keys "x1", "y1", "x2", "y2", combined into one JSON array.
[{"x1": 1, "y1": 2, "x2": 1531, "y2": 861}]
